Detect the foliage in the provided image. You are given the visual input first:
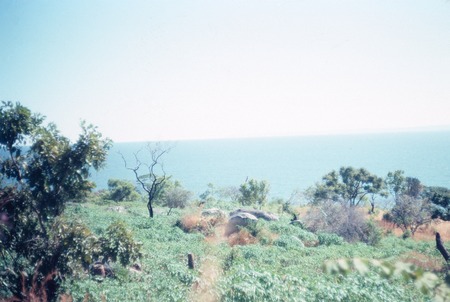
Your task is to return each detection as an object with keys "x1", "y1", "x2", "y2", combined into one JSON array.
[
  {"x1": 426, "y1": 186, "x2": 450, "y2": 221},
  {"x1": 324, "y1": 258, "x2": 450, "y2": 301},
  {"x1": 106, "y1": 179, "x2": 140, "y2": 202},
  {"x1": 160, "y1": 184, "x2": 192, "y2": 215},
  {"x1": 56, "y1": 199, "x2": 443, "y2": 302},
  {"x1": 360, "y1": 219, "x2": 383, "y2": 246},
  {"x1": 273, "y1": 234, "x2": 304, "y2": 249},
  {"x1": 311, "y1": 166, "x2": 385, "y2": 207},
  {"x1": 100, "y1": 220, "x2": 142, "y2": 266},
  {"x1": 405, "y1": 177, "x2": 424, "y2": 198},
  {"x1": 0, "y1": 102, "x2": 111, "y2": 300},
  {"x1": 238, "y1": 179, "x2": 270, "y2": 209},
  {"x1": 385, "y1": 170, "x2": 406, "y2": 199},
  {"x1": 317, "y1": 232, "x2": 344, "y2": 246},
  {"x1": 304, "y1": 201, "x2": 382, "y2": 245},
  {"x1": 388, "y1": 195, "x2": 433, "y2": 236}
]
